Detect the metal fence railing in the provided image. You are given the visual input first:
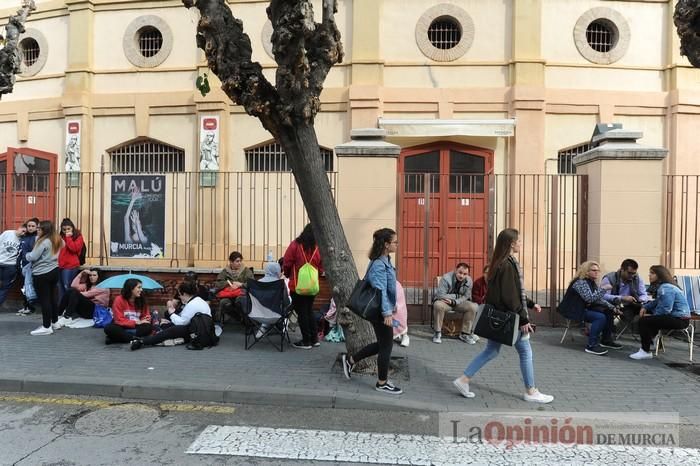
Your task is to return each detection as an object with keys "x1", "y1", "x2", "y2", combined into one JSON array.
[
  {"x1": 0, "y1": 171, "x2": 337, "y2": 267},
  {"x1": 664, "y1": 175, "x2": 700, "y2": 271}
]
